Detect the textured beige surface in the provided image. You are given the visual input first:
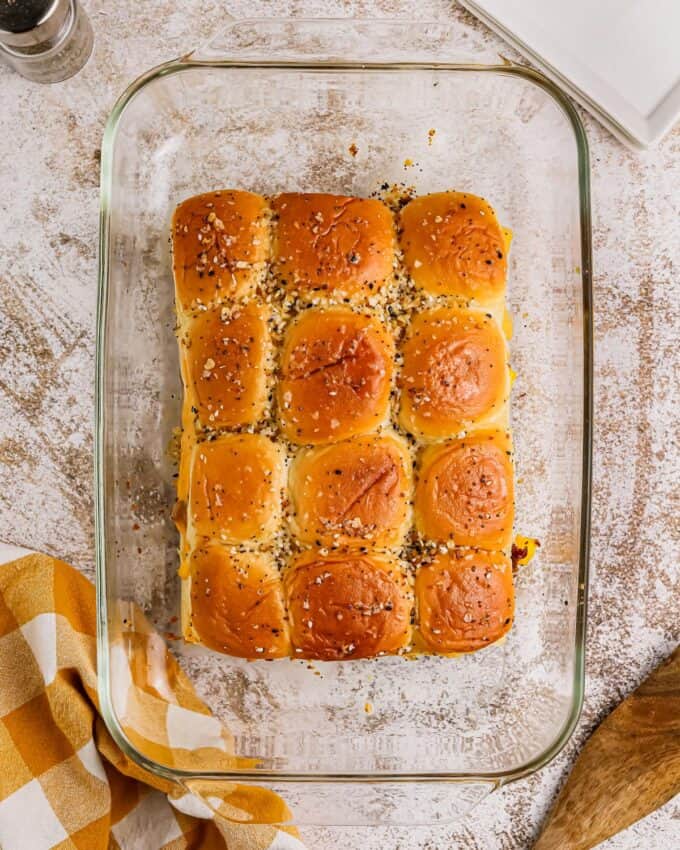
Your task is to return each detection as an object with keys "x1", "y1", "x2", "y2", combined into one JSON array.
[{"x1": 0, "y1": 1, "x2": 678, "y2": 848}]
